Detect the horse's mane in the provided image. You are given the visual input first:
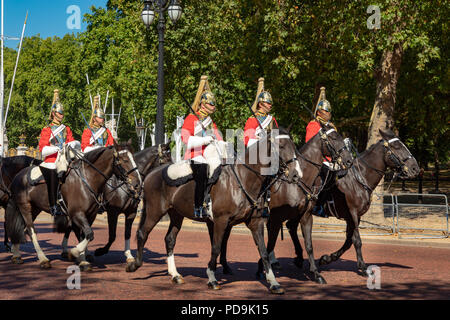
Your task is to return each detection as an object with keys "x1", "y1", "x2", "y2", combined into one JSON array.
[
  {"x1": 134, "y1": 145, "x2": 157, "y2": 158},
  {"x1": 359, "y1": 140, "x2": 383, "y2": 158},
  {"x1": 83, "y1": 146, "x2": 112, "y2": 163},
  {"x1": 1, "y1": 155, "x2": 42, "y2": 167}
]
